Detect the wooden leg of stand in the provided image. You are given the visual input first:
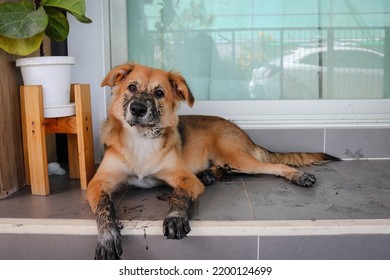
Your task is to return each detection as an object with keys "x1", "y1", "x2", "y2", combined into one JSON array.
[
  {"x1": 20, "y1": 87, "x2": 30, "y2": 186},
  {"x1": 72, "y1": 84, "x2": 95, "y2": 190},
  {"x1": 67, "y1": 134, "x2": 80, "y2": 179},
  {"x1": 21, "y1": 86, "x2": 50, "y2": 195}
]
